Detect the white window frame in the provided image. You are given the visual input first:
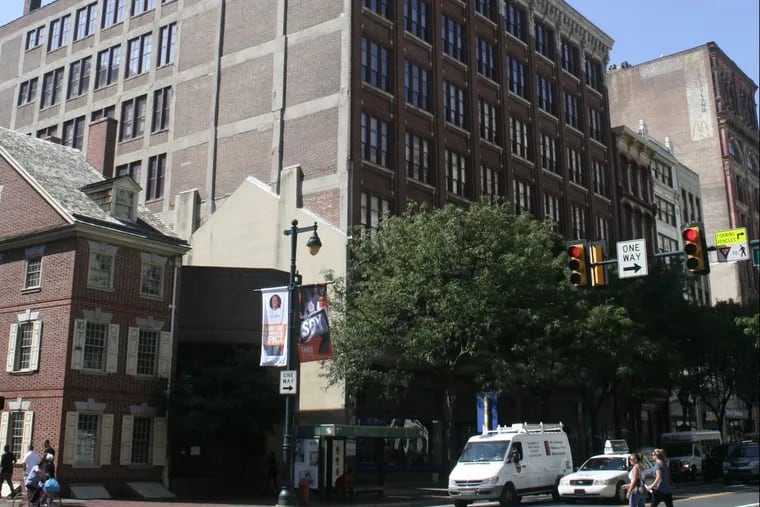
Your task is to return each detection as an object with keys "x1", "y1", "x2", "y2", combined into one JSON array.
[
  {"x1": 63, "y1": 409, "x2": 113, "y2": 467},
  {"x1": 87, "y1": 242, "x2": 118, "y2": 290},
  {"x1": 120, "y1": 415, "x2": 167, "y2": 466},
  {"x1": 126, "y1": 323, "x2": 171, "y2": 378},
  {"x1": 0, "y1": 410, "x2": 34, "y2": 459},
  {"x1": 71, "y1": 313, "x2": 119, "y2": 373},
  {"x1": 140, "y1": 254, "x2": 165, "y2": 299},
  {"x1": 6, "y1": 311, "x2": 42, "y2": 373}
]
